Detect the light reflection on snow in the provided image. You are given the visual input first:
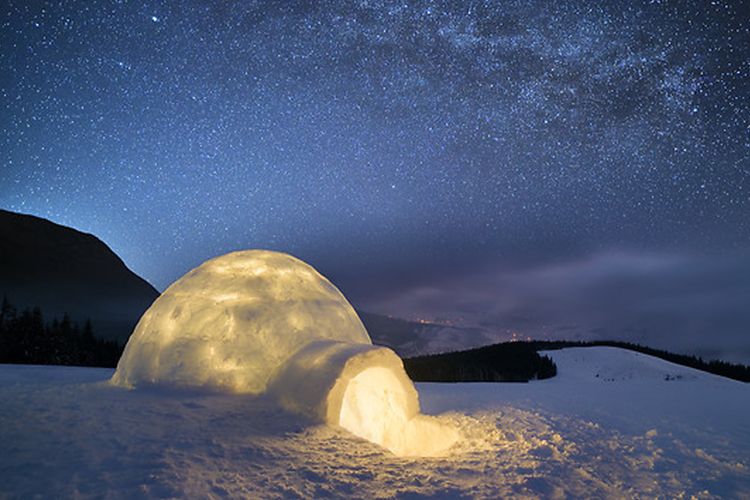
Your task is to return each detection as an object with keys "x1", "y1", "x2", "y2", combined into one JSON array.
[
  {"x1": 1, "y1": 365, "x2": 747, "y2": 499},
  {"x1": 338, "y1": 367, "x2": 458, "y2": 457}
]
